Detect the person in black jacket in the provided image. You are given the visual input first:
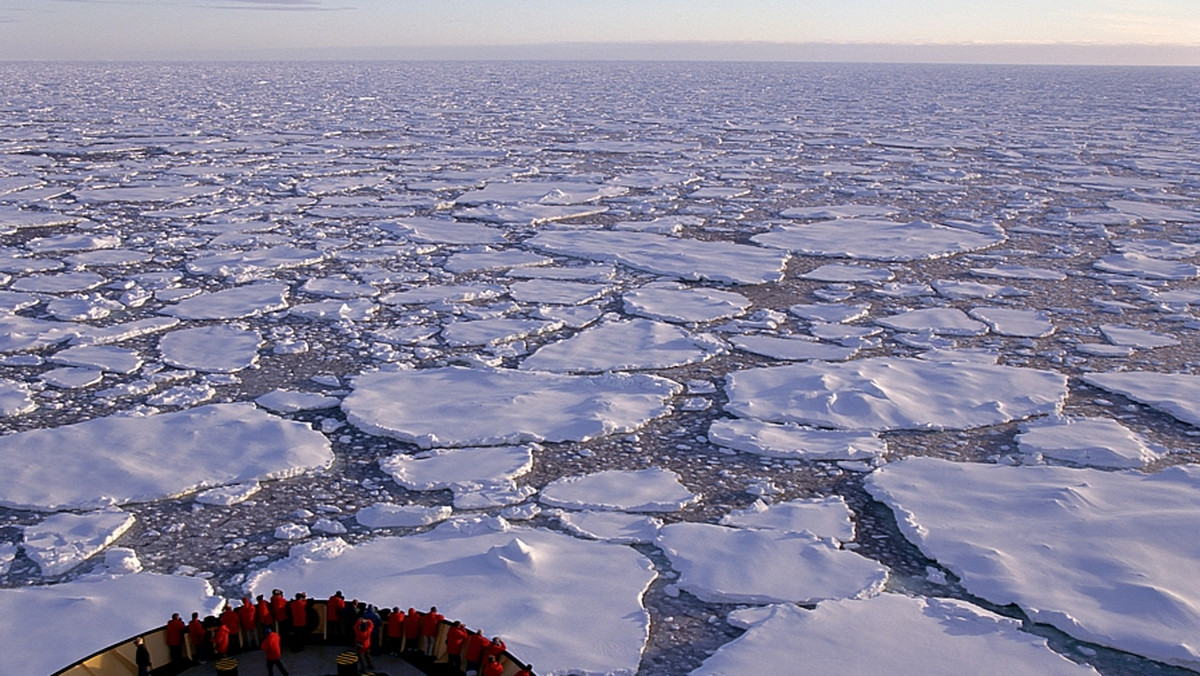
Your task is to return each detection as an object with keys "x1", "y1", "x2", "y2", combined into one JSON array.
[{"x1": 135, "y1": 636, "x2": 152, "y2": 676}]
